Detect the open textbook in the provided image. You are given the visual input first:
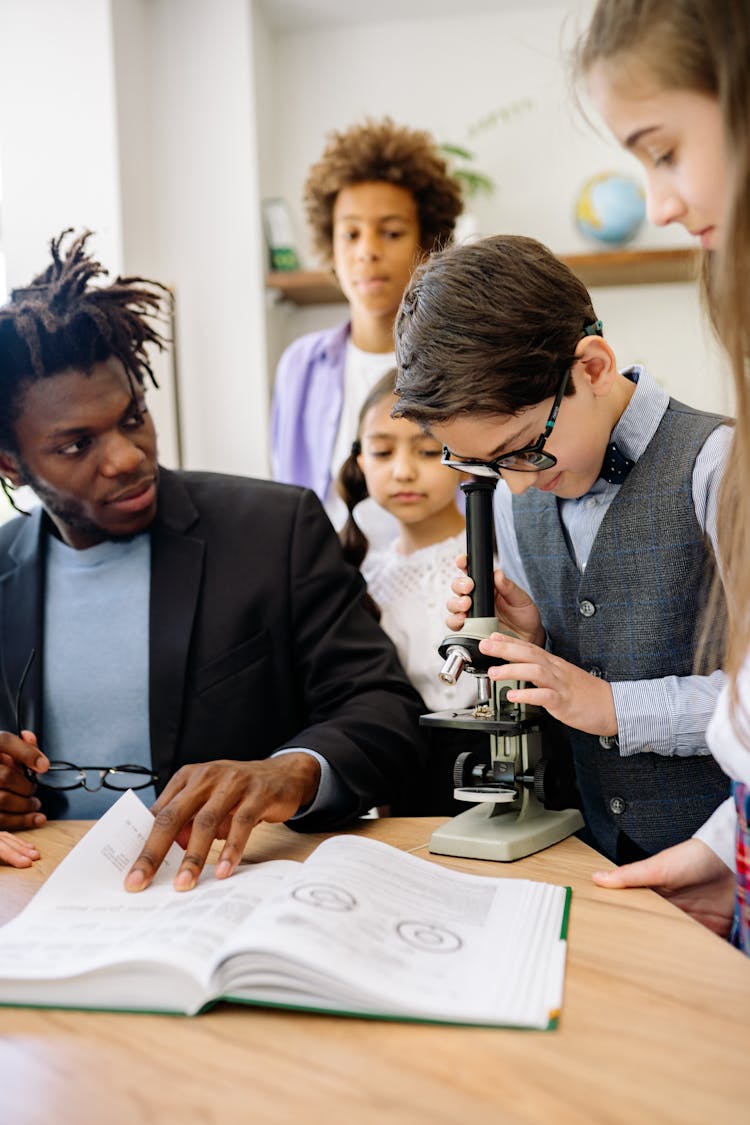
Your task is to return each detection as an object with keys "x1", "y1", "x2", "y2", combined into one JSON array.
[{"x1": 0, "y1": 791, "x2": 571, "y2": 1029}]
